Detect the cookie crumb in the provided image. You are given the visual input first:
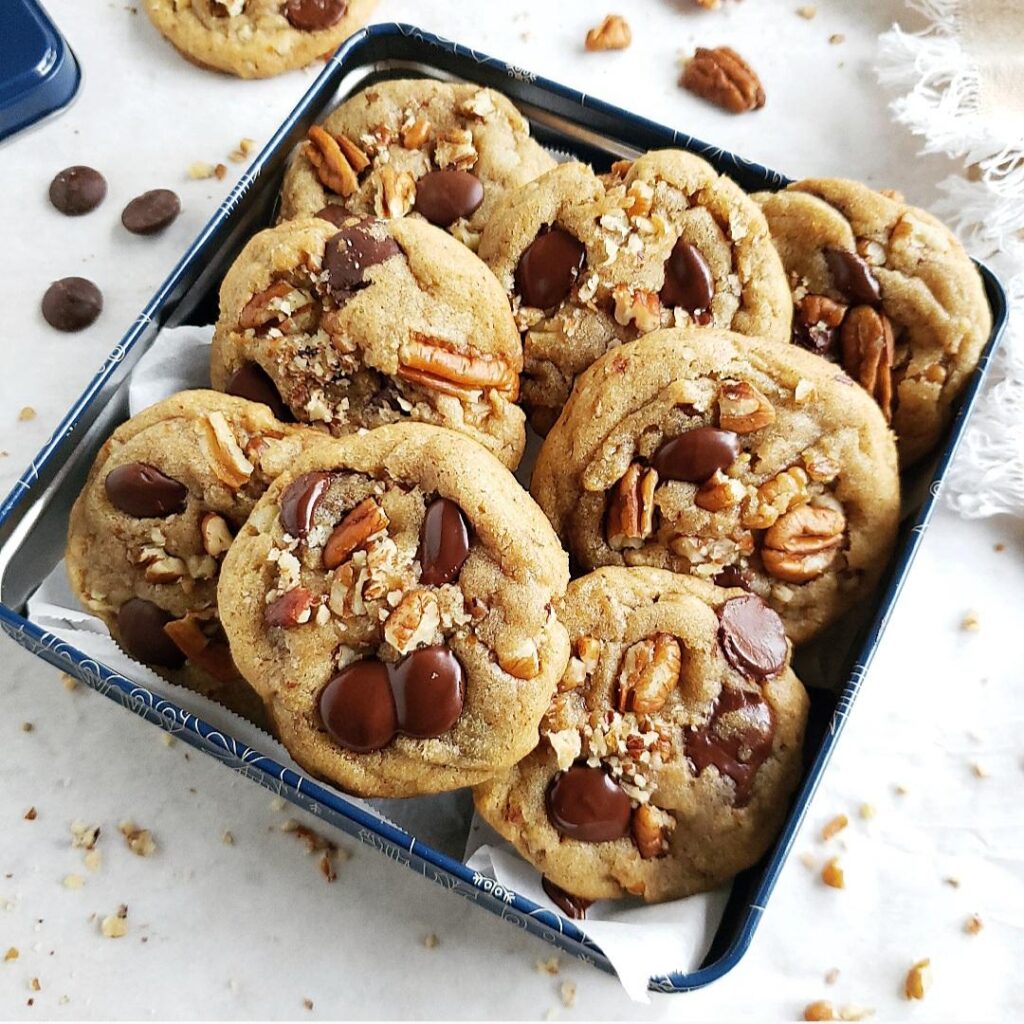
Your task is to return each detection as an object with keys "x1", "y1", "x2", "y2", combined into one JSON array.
[
  {"x1": 4, "y1": 947, "x2": 19, "y2": 961},
  {"x1": 943, "y1": 876, "x2": 961, "y2": 888},
  {"x1": 100, "y1": 904, "x2": 128, "y2": 939},
  {"x1": 18, "y1": 407, "x2": 37, "y2": 422},
  {"x1": 30, "y1": 977, "x2": 40, "y2": 991},
  {"x1": 964, "y1": 914, "x2": 983, "y2": 935},
  {"x1": 70, "y1": 822, "x2": 100, "y2": 851},
  {"x1": 62, "y1": 874, "x2": 84, "y2": 890},
  {"x1": 904, "y1": 958, "x2": 931, "y2": 1000},
  {"x1": 84, "y1": 850, "x2": 102, "y2": 873},
  {"x1": 270, "y1": 797, "x2": 286, "y2": 812},
  {"x1": 803, "y1": 1002, "x2": 835, "y2": 1021},
  {"x1": 23, "y1": 807, "x2": 37, "y2": 821},
  {"x1": 229, "y1": 138, "x2": 257, "y2": 163},
  {"x1": 796, "y1": 5, "x2": 817, "y2": 17},
  {"x1": 318, "y1": 853, "x2": 336, "y2": 882},
  {"x1": 970, "y1": 761, "x2": 990, "y2": 779},
  {"x1": 584, "y1": 14, "x2": 632, "y2": 52},
  {"x1": 559, "y1": 980, "x2": 577, "y2": 1009},
  {"x1": 960, "y1": 610, "x2": 980, "y2": 632},
  {"x1": 800, "y1": 851, "x2": 817, "y2": 870},
  {"x1": 824, "y1": 967, "x2": 840, "y2": 985},
  {"x1": 535, "y1": 956, "x2": 560, "y2": 975},
  {"x1": 858, "y1": 802, "x2": 876, "y2": 820},
  {"x1": 838, "y1": 1006, "x2": 874, "y2": 1021},
  {"x1": 222, "y1": 831, "x2": 235, "y2": 846},
  {"x1": 994, "y1": 543, "x2": 1005, "y2": 553},
  {"x1": 60, "y1": 673, "x2": 78, "y2": 691},
  {"x1": 160, "y1": 733, "x2": 175, "y2": 747},
  {"x1": 119, "y1": 821, "x2": 157, "y2": 857},
  {"x1": 20, "y1": 722, "x2": 33, "y2": 732},
  {"x1": 302, "y1": 998, "x2": 313, "y2": 1011},
  {"x1": 821, "y1": 858, "x2": 845, "y2": 889},
  {"x1": 187, "y1": 161, "x2": 217, "y2": 180},
  {"x1": 894, "y1": 784, "x2": 908, "y2": 796},
  {"x1": 422, "y1": 933, "x2": 440, "y2": 949},
  {"x1": 829, "y1": 33, "x2": 845, "y2": 45},
  {"x1": 821, "y1": 814, "x2": 848, "y2": 841}
]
